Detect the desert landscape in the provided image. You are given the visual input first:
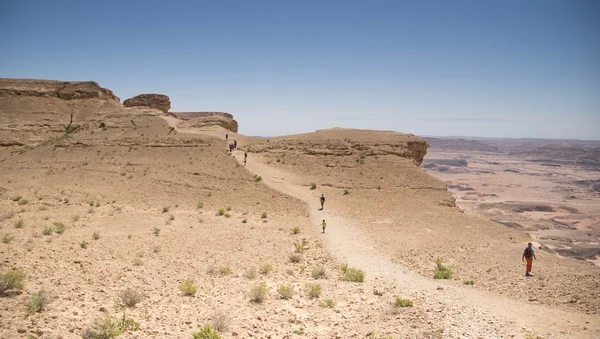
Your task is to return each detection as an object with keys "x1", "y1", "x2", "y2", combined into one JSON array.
[{"x1": 0, "y1": 78, "x2": 599, "y2": 339}]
